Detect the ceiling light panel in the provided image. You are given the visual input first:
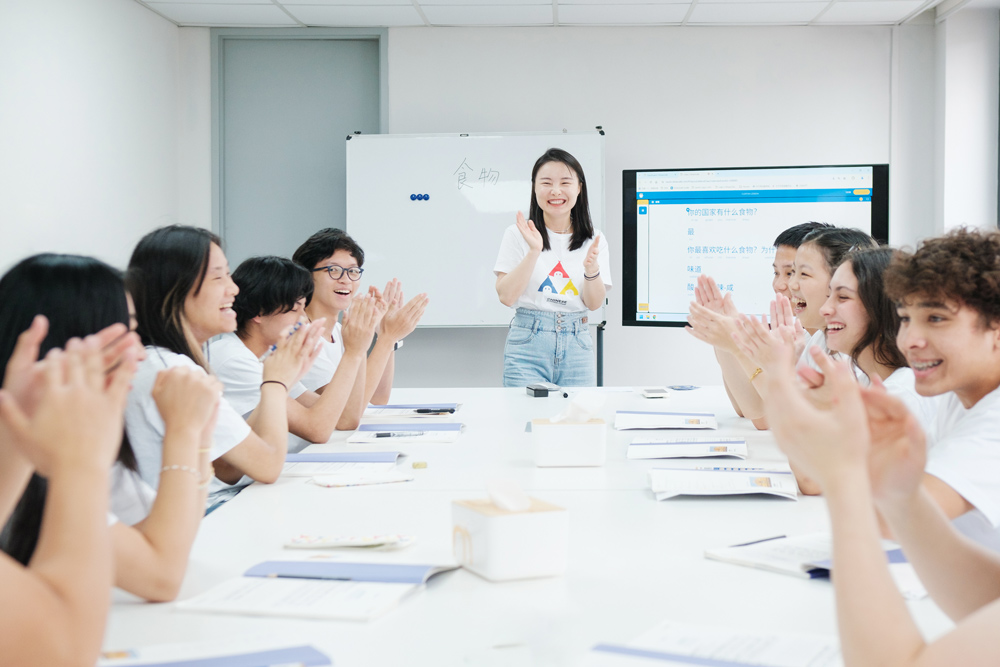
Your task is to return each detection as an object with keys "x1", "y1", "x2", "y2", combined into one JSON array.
[
  {"x1": 689, "y1": 2, "x2": 828, "y2": 22},
  {"x1": 421, "y1": 4, "x2": 555, "y2": 24},
  {"x1": 145, "y1": 2, "x2": 299, "y2": 24},
  {"x1": 285, "y1": 4, "x2": 426, "y2": 26},
  {"x1": 814, "y1": 0, "x2": 925, "y2": 22},
  {"x1": 558, "y1": 3, "x2": 690, "y2": 24}
]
